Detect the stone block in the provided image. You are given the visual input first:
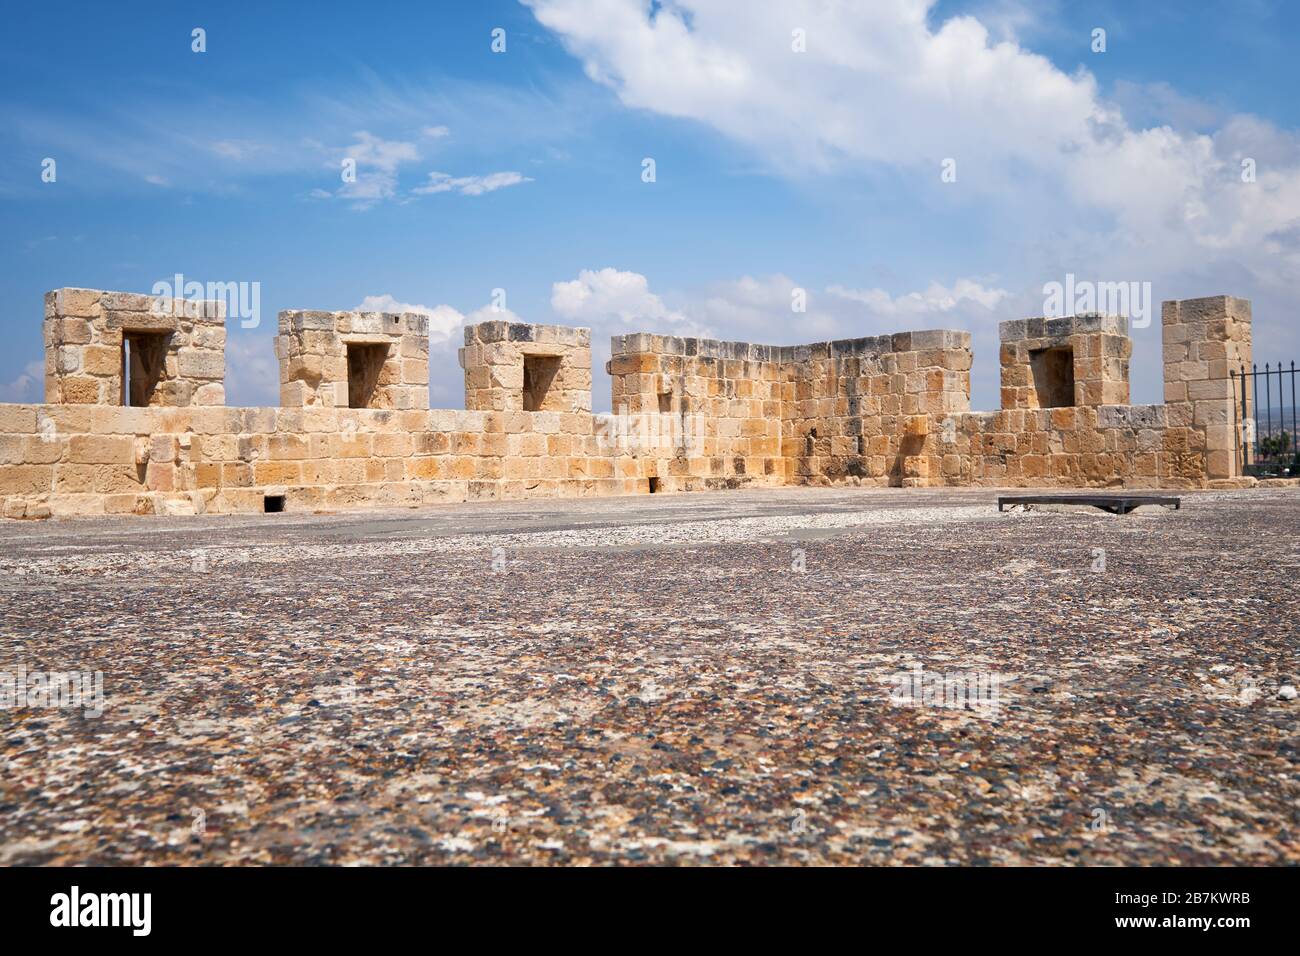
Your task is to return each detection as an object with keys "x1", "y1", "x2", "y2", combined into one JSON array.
[{"x1": 68, "y1": 435, "x2": 133, "y2": 464}]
